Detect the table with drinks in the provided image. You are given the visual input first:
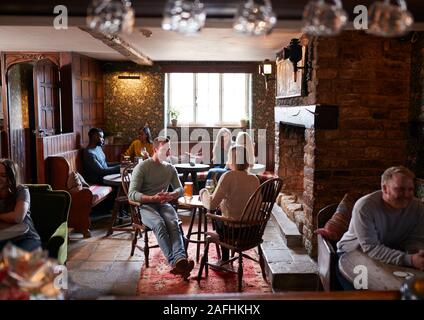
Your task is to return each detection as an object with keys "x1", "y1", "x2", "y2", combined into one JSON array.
[
  {"x1": 178, "y1": 195, "x2": 209, "y2": 263},
  {"x1": 174, "y1": 163, "x2": 210, "y2": 194}
]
